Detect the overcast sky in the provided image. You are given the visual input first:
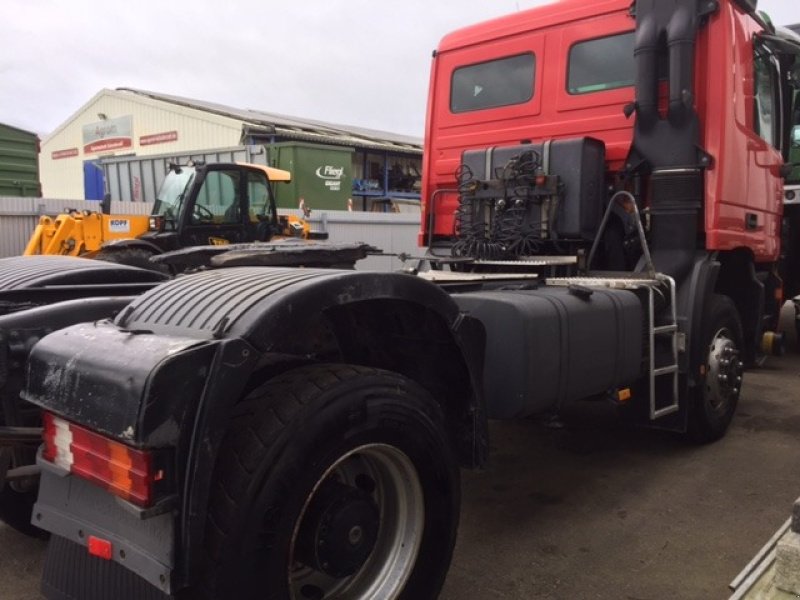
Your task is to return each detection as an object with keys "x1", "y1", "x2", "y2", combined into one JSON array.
[{"x1": 1, "y1": 0, "x2": 796, "y2": 140}]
